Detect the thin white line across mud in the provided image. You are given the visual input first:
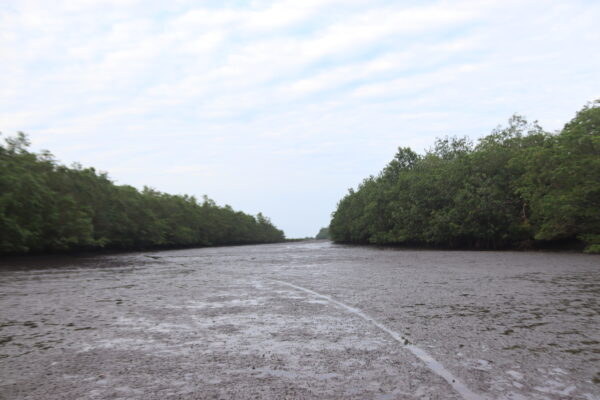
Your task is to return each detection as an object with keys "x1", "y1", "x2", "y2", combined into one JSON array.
[{"x1": 273, "y1": 280, "x2": 488, "y2": 400}]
